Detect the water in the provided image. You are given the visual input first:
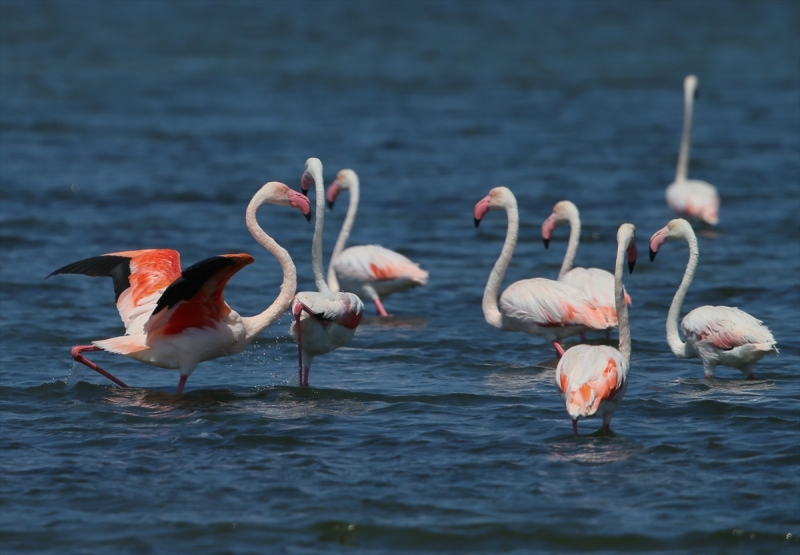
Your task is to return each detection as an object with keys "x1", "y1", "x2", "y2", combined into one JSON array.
[{"x1": 1, "y1": 1, "x2": 799, "y2": 553}]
